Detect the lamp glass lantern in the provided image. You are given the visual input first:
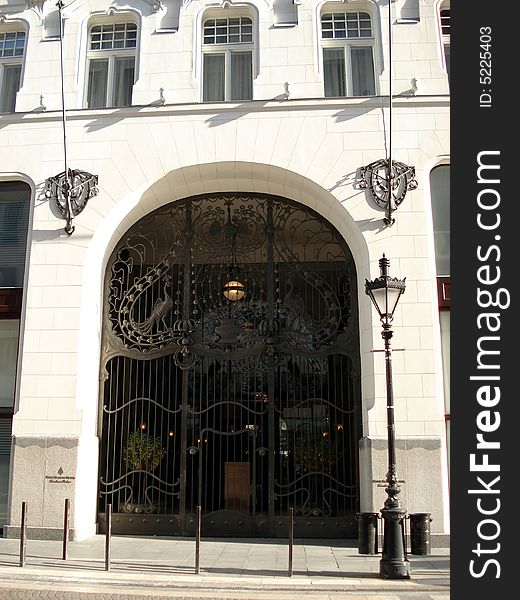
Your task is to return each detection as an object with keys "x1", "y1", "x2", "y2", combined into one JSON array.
[
  {"x1": 365, "y1": 255, "x2": 406, "y2": 325},
  {"x1": 223, "y1": 279, "x2": 246, "y2": 301}
]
